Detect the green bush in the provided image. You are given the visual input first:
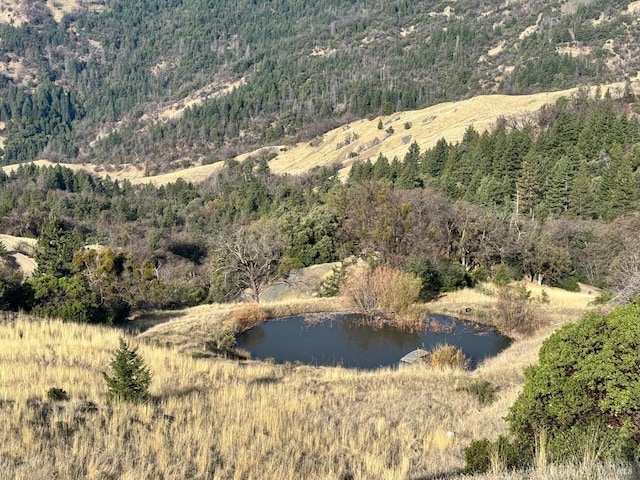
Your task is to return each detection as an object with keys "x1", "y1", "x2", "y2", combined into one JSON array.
[
  {"x1": 464, "y1": 438, "x2": 492, "y2": 474},
  {"x1": 507, "y1": 301, "x2": 640, "y2": 462},
  {"x1": 205, "y1": 329, "x2": 236, "y2": 356},
  {"x1": 318, "y1": 262, "x2": 347, "y2": 298},
  {"x1": 493, "y1": 264, "x2": 511, "y2": 287},
  {"x1": 464, "y1": 435, "x2": 529, "y2": 474},
  {"x1": 103, "y1": 338, "x2": 152, "y2": 404},
  {"x1": 590, "y1": 290, "x2": 614, "y2": 305},
  {"x1": 437, "y1": 259, "x2": 474, "y2": 292},
  {"x1": 403, "y1": 255, "x2": 441, "y2": 301},
  {"x1": 470, "y1": 265, "x2": 490, "y2": 283},
  {"x1": 551, "y1": 275, "x2": 581, "y2": 292},
  {"x1": 457, "y1": 379, "x2": 498, "y2": 406}
]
